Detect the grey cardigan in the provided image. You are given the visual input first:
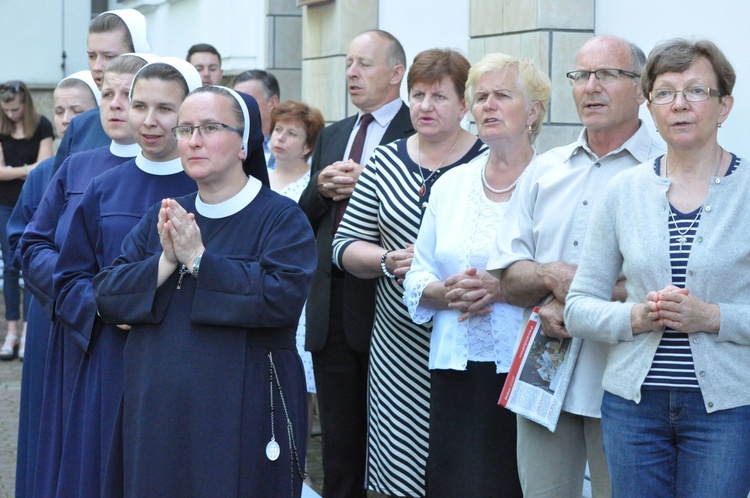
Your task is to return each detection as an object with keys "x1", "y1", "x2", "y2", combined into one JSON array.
[{"x1": 564, "y1": 155, "x2": 750, "y2": 413}]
